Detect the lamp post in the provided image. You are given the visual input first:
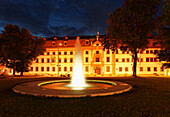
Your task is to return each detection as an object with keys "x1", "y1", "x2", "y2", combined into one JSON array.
[{"x1": 58, "y1": 43, "x2": 62, "y2": 77}]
